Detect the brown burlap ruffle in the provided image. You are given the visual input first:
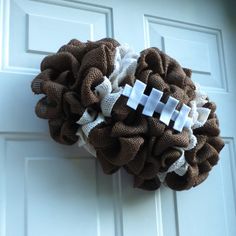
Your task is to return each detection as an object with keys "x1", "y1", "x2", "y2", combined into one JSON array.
[
  {"x1": 32, "y1": 39, "x2": 224, "y2": 191},
  {"x1": 31, "y1": 38, "x2": 119, "y2": 144}
]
